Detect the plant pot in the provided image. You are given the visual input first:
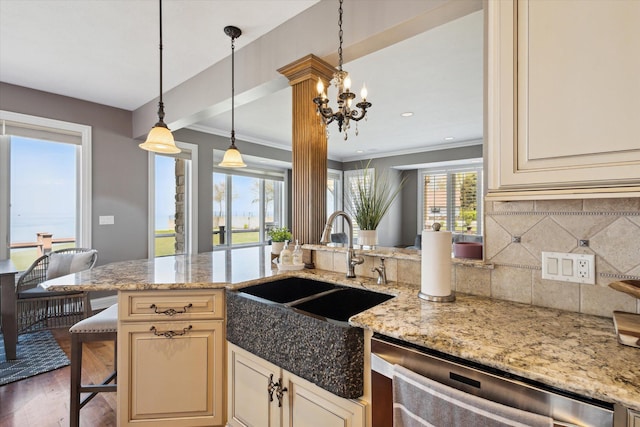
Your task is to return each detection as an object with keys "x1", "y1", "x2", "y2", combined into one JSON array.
[
  {"x1": 453, "y1": 242, "x2": 483, "y2": 259},
  {"x1": 271, "y1": 241, "x2": 285, "y2": 255},
  {"x1": 358, "y1": 230, "x2": 378, "y2": 248}
]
